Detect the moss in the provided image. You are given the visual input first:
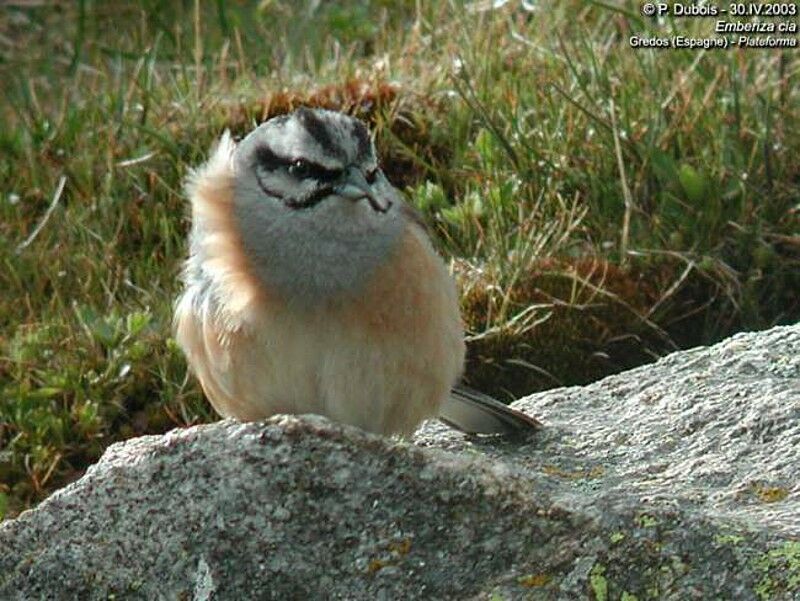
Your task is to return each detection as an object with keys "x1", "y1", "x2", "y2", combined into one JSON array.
[
  {"x1": 635, "y1": 514, "x2": 660, "y2": 529},
  {"x1": 518, "y1": 573, "x2": 551, "y2": 587},
  {"x1": 714, "y1": 533, "x2": 746, "y2": 545},
  {"x1": 753, "y1": 541, "x2": 800, "y2": 599},
  {"x1": 589, "y1": 564, "x2": 608, "y2": 601},
  {"x1": 610, "y1": 532, "x2": 626, "y2": 545}
]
